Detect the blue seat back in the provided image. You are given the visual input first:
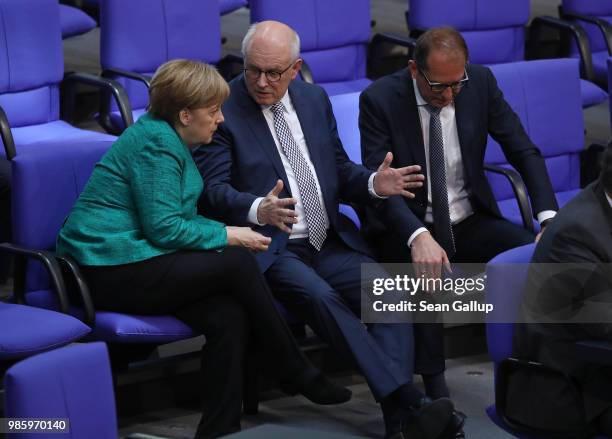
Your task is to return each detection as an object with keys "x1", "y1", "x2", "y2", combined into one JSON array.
[
  {"x1": 408, "y1": 0, "x2": 529, "y2": 64},
  {"x1": 329, "y1": 92, "x2": 362, "y2": 164},
  {"x1": 485, "y1": 243, "x2": 535, "y2": 364},
  {"x1": 0, "y1": 0, "x2": 63, "y2": 128},
  {"x1": 12, "y1": 141, "x2": 115, "y2": 292},
  {"x1": 4, "y1": 342, "x2": 117, "y2": 438},
  {"x1": 484, "y1": 59, "x2": 584, "y2": 203},
  {"x1": 563, "y1": 0, "x2": 612, "y2": 54},
  {"x1": 249, "y1": 0, "x2": 370, "y2": 84},
  {"x1": 100, "y1": 0, "x2": 222, "y2": 112}
]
